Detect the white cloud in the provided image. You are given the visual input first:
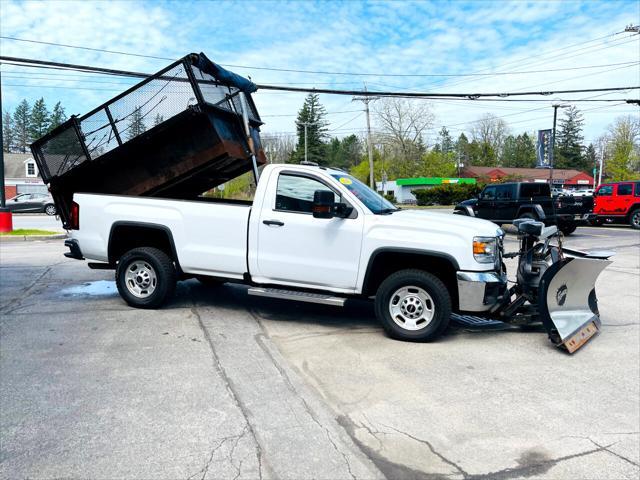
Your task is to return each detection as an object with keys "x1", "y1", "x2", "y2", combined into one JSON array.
[{"x1": 1, "y1": 0, "x2": 637, "y2": 145}]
